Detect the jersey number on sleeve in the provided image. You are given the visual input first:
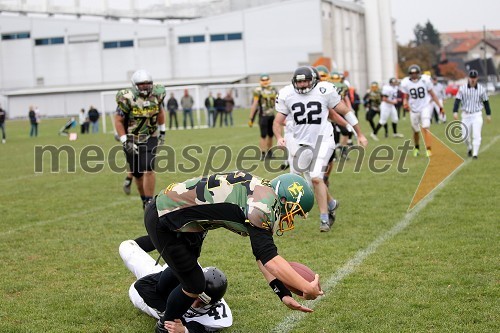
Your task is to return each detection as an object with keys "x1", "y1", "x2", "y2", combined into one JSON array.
[{"x1": 292, "y1": 101, "x2": 322, "y2": 125}]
